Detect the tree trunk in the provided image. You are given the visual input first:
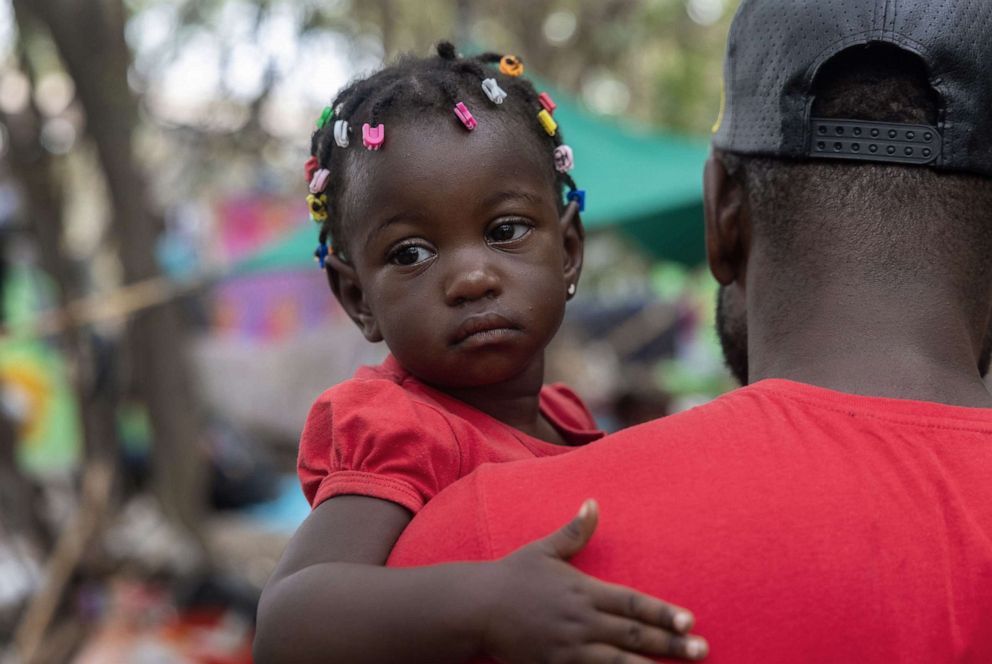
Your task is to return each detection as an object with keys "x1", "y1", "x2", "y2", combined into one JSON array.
[{"x1": 14, "y1": 0, "x2": 207, "y2": 549}]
